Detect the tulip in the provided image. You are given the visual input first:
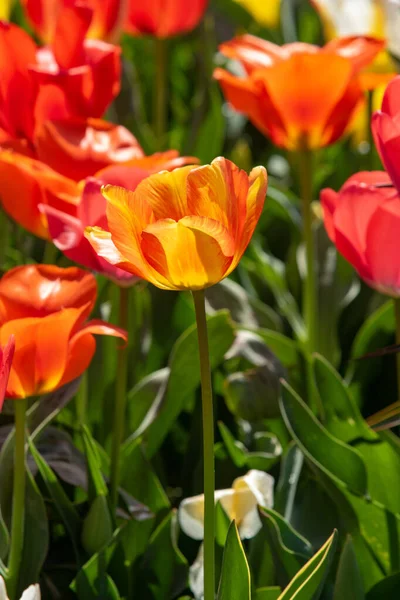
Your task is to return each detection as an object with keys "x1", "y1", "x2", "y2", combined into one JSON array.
[
  {"x1": 0, "y1": 11, "x2": 120, "y2": 147},
  {"x1": 372, "y1": 76, "x2": 400, "y2": 194},
  {"x1": 0, "y1": 265, "x2": 127, "y2": 399},
  {"x1": 384, "y1": 0, "x2": 400, "y2": 59},
  {"x1": 0, "y1": 264, "x2": 97, "y2": 322},
  {"x1": 85, "y1": 157, "x2": 268, "y2": 291},
  {"x1": 34, "y1": 118, "x2": 196, "y2": 181},
  {"x1": 321, "y1": 170, "x2": 400, "y2": 296},
  {"x1": 0, "y1": 151, "x2": 79, "y2": 239},
  {"x1": 124, "y1": 0, "x2": 208, "y2": 38},
  {"x1": 0, "y1": 576, "x2": 40, "y2": 600},
  {"x1": 22, "y1": 0, "x2": 127, "y2": 43},
  {"x1": 214, "y1": 34, "x2": 384, "y2": 150},
  {"x1": 179, "y1": 469, "x2": 274, "y2": 540},
  {"x1": 0, "y1": 0, "x2": 14, "y2": 20},
  {"x1": 233, "y1": 0, "x2": 281, "y2": 28},
  {"x1": 0, "y1": 335, "x2": 14, "y2": 411}
]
